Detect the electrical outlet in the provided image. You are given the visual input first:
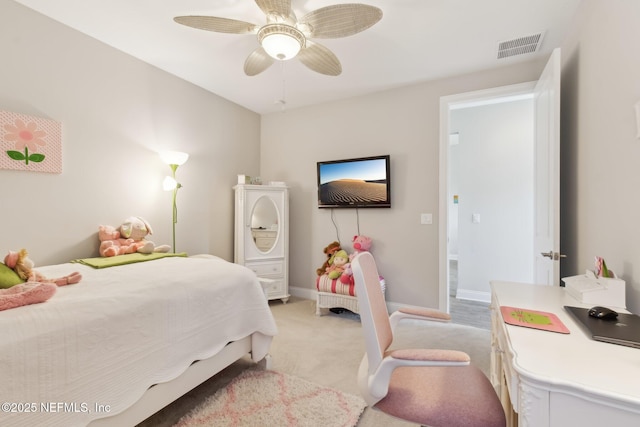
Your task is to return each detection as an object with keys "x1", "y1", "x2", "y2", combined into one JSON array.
[{"x1": 420, "y1": 213, "x2": 432, "y2": 225}]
